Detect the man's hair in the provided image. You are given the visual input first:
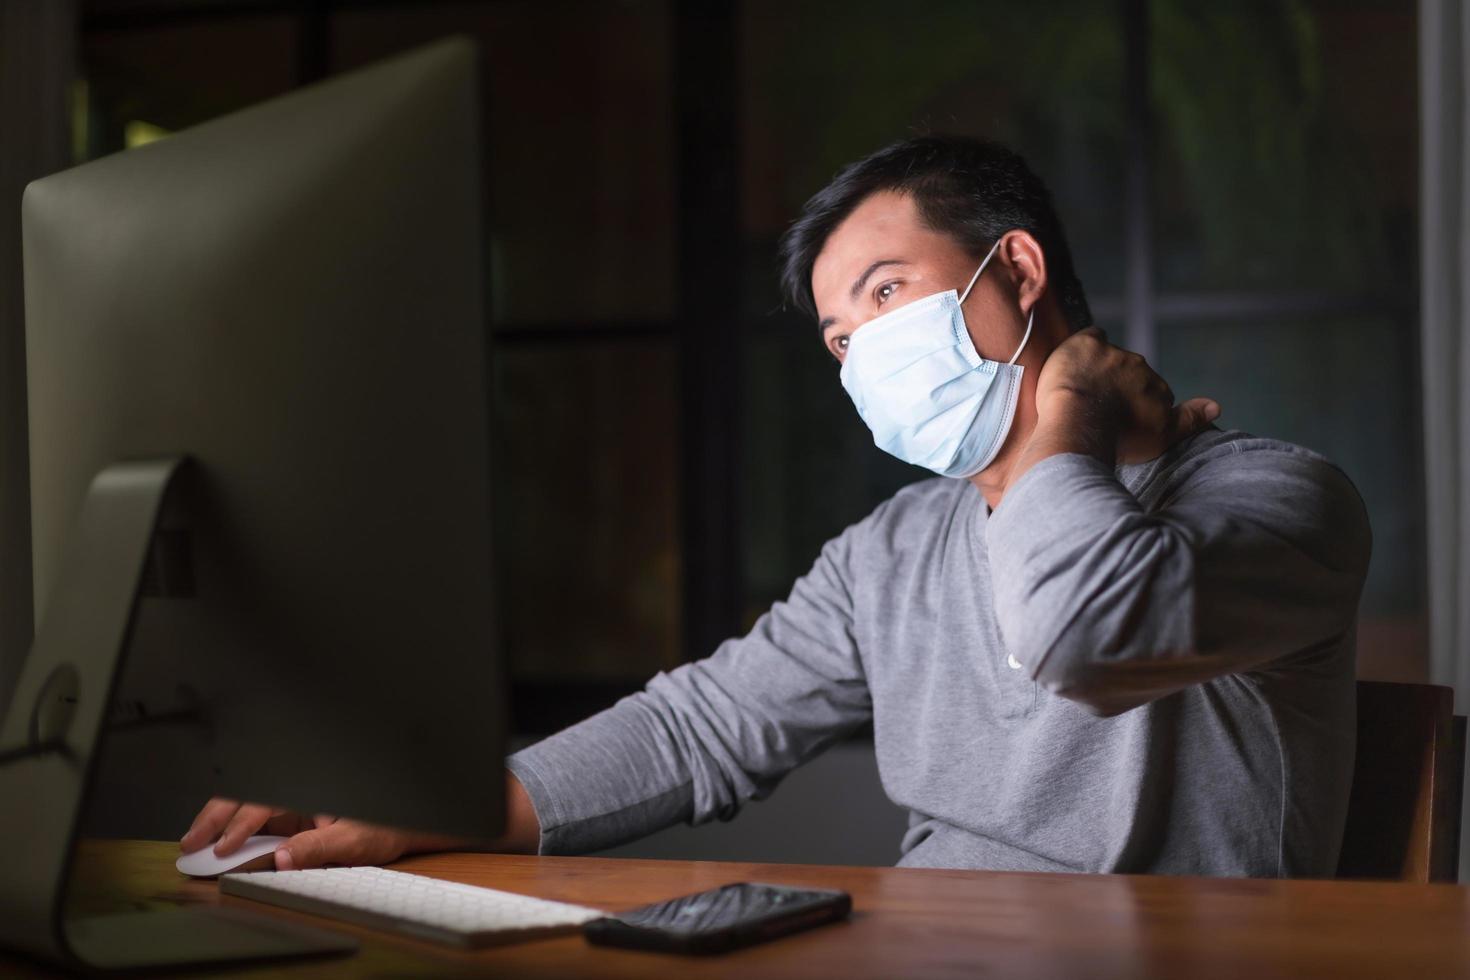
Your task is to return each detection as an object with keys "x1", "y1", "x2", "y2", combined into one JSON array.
[{"x1": 777, "y1": 136, "x2": 1092, "y2": 331}]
